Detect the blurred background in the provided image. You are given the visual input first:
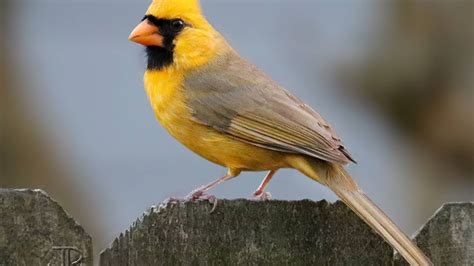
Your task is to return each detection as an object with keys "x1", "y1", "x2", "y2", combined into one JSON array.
[{"x1": 1, "y1": 0, "x2": 472, "y2": 260}]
